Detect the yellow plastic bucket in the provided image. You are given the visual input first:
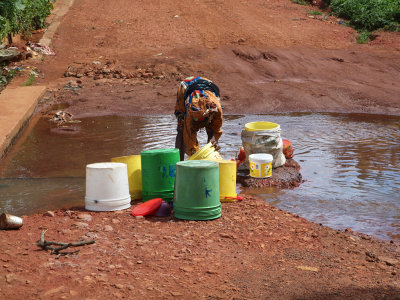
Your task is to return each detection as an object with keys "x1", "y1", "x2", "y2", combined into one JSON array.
[
  {"x1": 245, "y1": 121, "x2": 279, "y2": 131},
  {"x1": 111, "y1": 155, "x2": 142, "y2": 199},
  {"x1": 249, "y1": 153, "x2": 273, "y2": 178},
  {"x1": 189, "y1": 142, "x2": 222, "y2": 161},
  {"x1": 218, "y1": 160, "x2": 238, "y2": 202}
]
